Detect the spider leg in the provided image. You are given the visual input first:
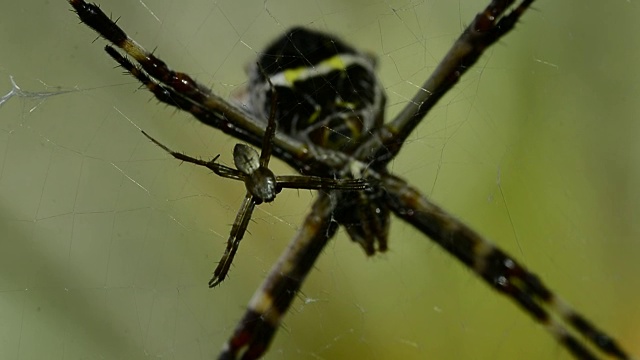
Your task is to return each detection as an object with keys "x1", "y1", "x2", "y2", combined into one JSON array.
[
  {"x1": 210, "y1": 193, "x2": 257, "y2": 288},
  {"x1": 383, "y1": 173, "x2": 631, "y2": 360},
  {"x1": 69, "y1": 1, "x2": 259, "y2": 141},
  {"x1": 69, "y1": 0, "x2": 337, "y2": 174},
  {"x1": 275, "y1": 175, "x2": 369, "y2": 191},
  {"x1": 219, "y1": 193, "x2": 337, "y2": 360},
  {"x1": 142, "y1": 130, "x2": 244, "y2": 181},
  {"x1": 101, "y1": 43, "x2": 261, "y2": 152},
  {"x1": 354, "y1": 0, "x2": 535, "y2": 166},
  {"x1": 257, "y1": 68, "x2": 279, "y2": 169}
]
